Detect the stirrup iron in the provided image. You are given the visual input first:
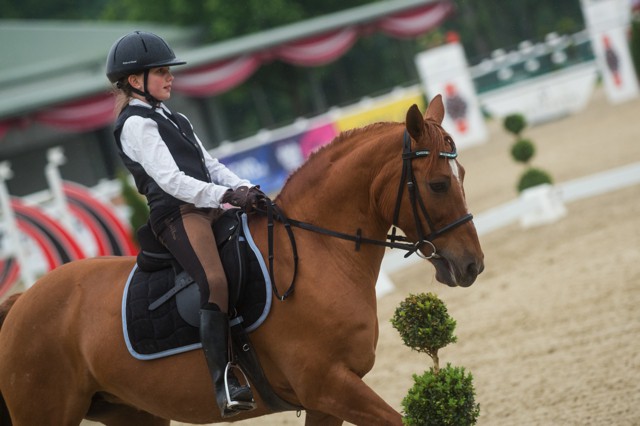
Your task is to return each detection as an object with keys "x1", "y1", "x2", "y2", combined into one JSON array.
[{"x1": 224, "y1": 362, "x2": 257, "y2": 412}]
